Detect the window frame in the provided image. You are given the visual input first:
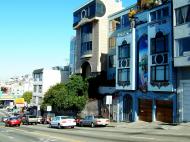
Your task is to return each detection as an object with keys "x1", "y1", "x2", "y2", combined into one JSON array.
[
  {"x1": 118, "y1": 41, "x2": 130, "y2": 59},
  {"x1": 118, "y1": 68, "x2": 130, "y2": 85},
  {"x1": 151, "y1": 65, "x2": 169, "y2": 82},
  {"x1": 151, "y1": 32, "x2": 169, "y2": 55},
  {"x1": 175, "y1": 5, "x2": 190, "y2": 26}
]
